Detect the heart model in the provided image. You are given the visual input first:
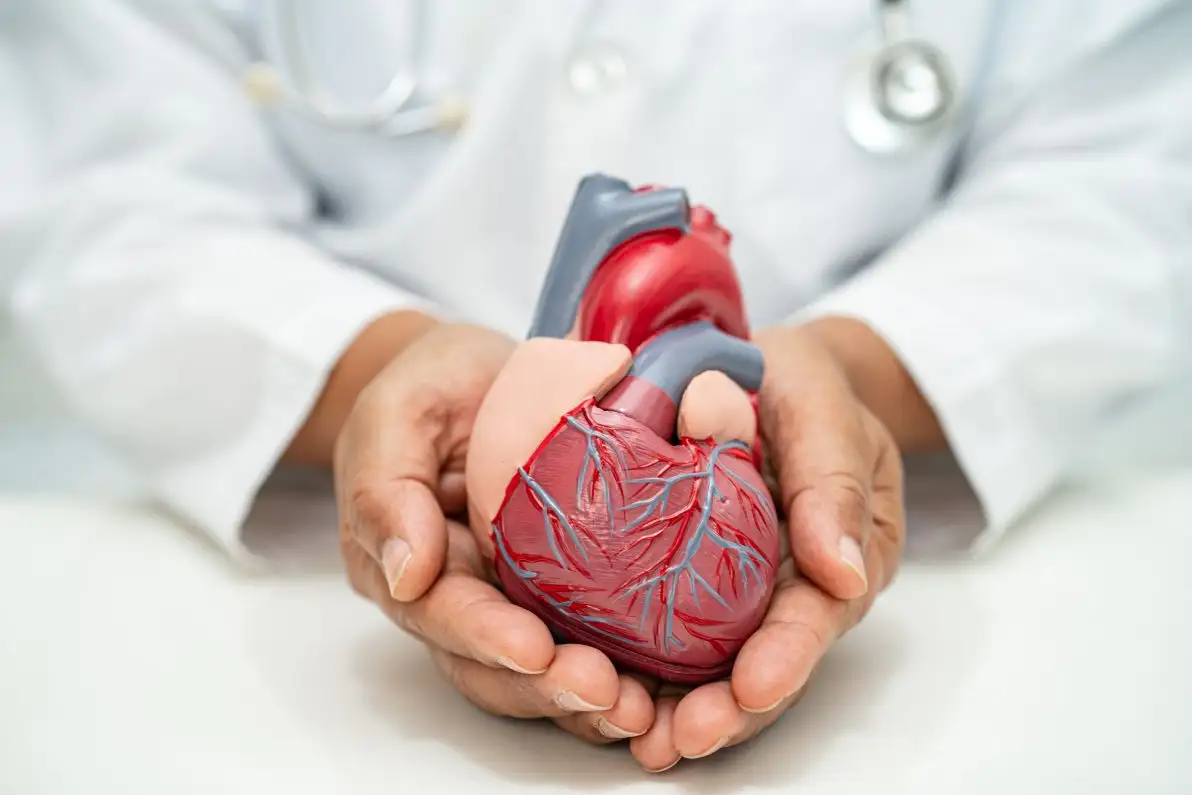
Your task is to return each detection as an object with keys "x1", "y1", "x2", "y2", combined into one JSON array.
[{"x1": 467, "y1": 175, "x2": 780, "y2": 684}]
